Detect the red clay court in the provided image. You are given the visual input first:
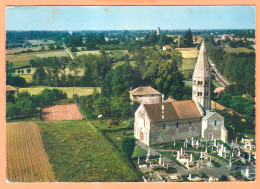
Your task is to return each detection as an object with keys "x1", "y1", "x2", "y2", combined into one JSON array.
[{"x1": 42, "y1": 104, "x2": 83, "y2": 121}]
